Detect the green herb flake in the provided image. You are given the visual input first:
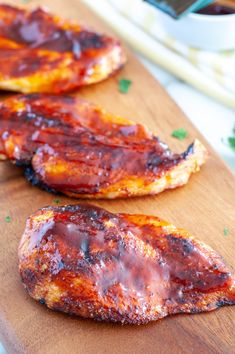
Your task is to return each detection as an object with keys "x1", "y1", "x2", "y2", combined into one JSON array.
[
  {"x1": 223, "y1": 228, "x2": 229, "y2": 236},
  {"x1": 5, "y1": 216, "x2": 11, "y2": 223},
  {"x1": 22, "y1": 0, "x2": 31, "y2": 3},
  {"x1": 228, "y1": 137, "x2": 235, "y2": 149},
  {"x1": 223, "y1": 126, "x2": 235, "y2": 150},
  {"x1": 53, "y1": 198, "x2": 61, "y2": 204},
  {"x1": 171, "y1": 128, "x2": 188, "y2": 141},
  {"x1": 118, "y1": 79, "x2": 132, "y2": 94}
]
